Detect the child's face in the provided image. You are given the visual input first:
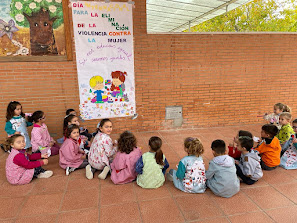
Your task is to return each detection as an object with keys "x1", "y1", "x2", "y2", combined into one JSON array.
[
  {"x1": 99, "y1": 121, "x2": 112, "y2": 135},
  {"x1": 94, "y1": 82, "x2": 103, "y2": 90},
  {"x1": 11, "y1": 136, "x2": 26, "y2": 150},
  {"x1": 274, "y1": 106, "x2": 282, "y2": 115},
  {"x1": 261, "y1": 129, "x2": 270, "y2": 138},
  {"x1": 70, "y1": 128, "x2": 80, "y2": 140},
  {"x1": 236, "y1": 142, "x2": 246, "y2": 152},
  {"x1": 279, "y1": 116, "x2": 289, "y2": 126},
  {"x1": 293, "y1": 123, "x2": 297, "y2": 133},
  {"x1": 40, "y1": 114, "x2": 46, "y2": 123},
  {"x1": 234, "y1": 134, "x2": 239, "y2": 144},
  {"x1": 14, "y1": 105, "x2": 22, "y2": 116},
  {"x1": 69, "y1": 117, "x2": 80, "y2": 126},
  {"x1": 112, "y1": 78, "x2": 122, "y2": 87}
]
